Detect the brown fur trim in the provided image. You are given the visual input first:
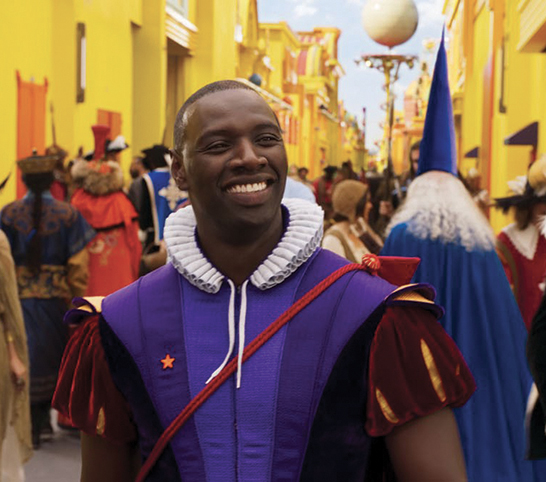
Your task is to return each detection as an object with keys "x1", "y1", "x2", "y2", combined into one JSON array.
[{"x1": 71, "y1": 159, "x2": 124, "y2": 195}]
